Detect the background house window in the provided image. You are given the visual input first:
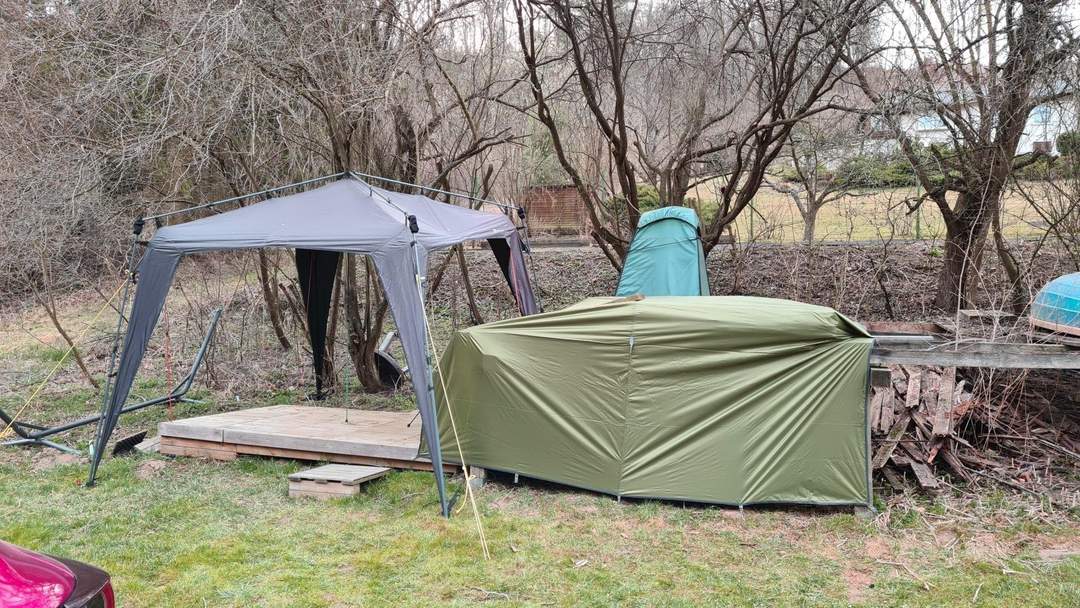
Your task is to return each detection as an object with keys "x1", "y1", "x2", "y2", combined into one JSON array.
[{"x1": 915, "y1": 115, "x2": 945, "y2": 130}]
